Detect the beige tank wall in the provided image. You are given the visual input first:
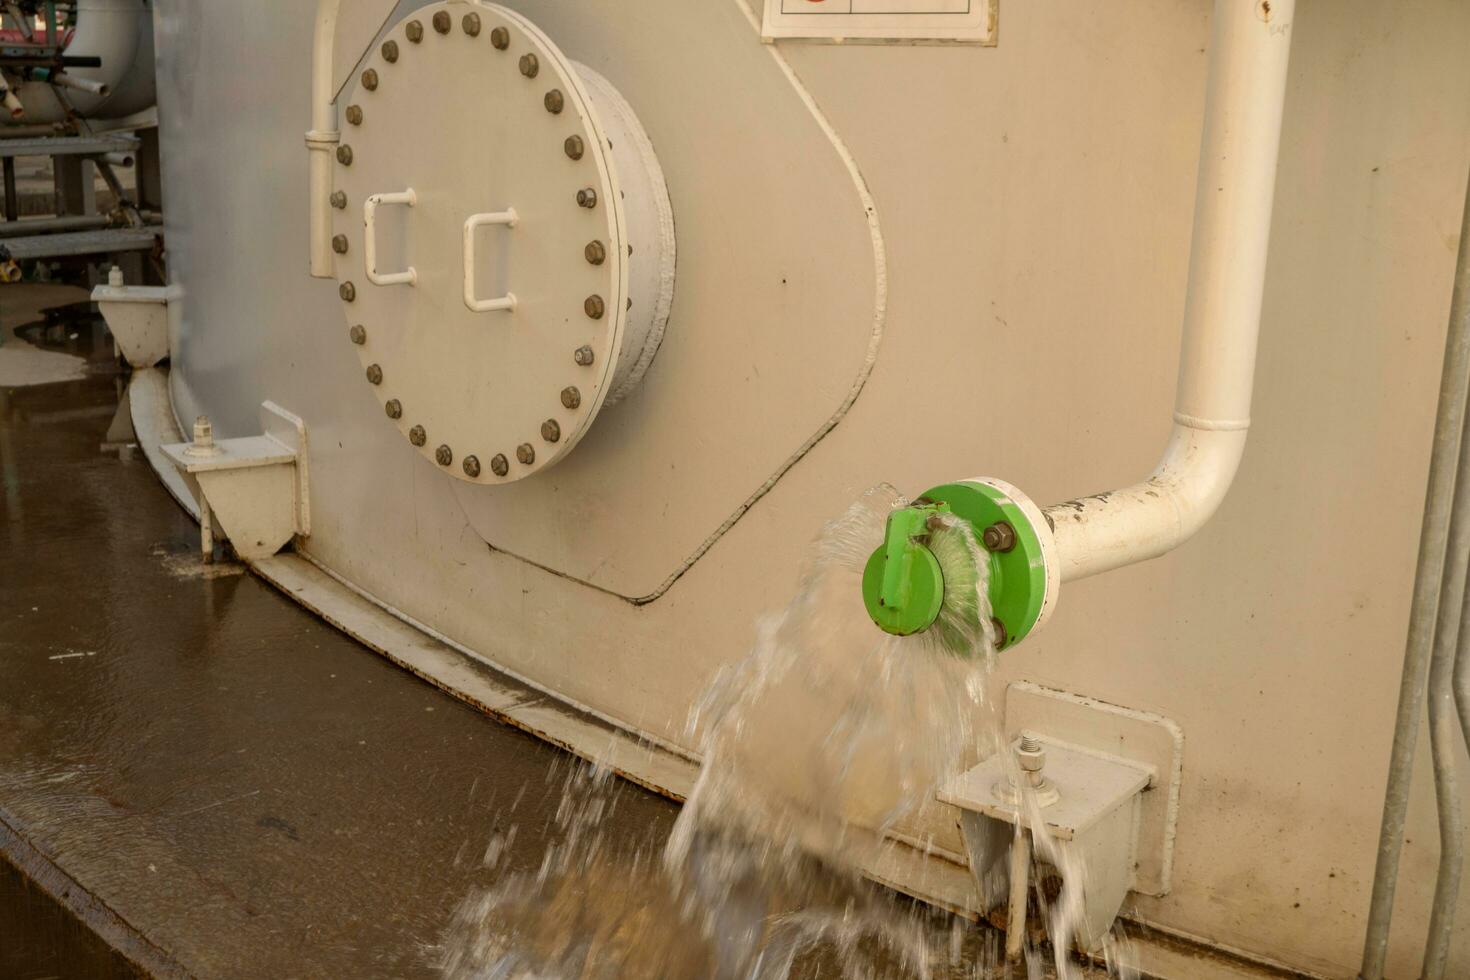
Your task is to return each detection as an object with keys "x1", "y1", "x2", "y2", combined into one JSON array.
[{"x1": 151, "y1": 1, "x2": 1470, "y2": 975}]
